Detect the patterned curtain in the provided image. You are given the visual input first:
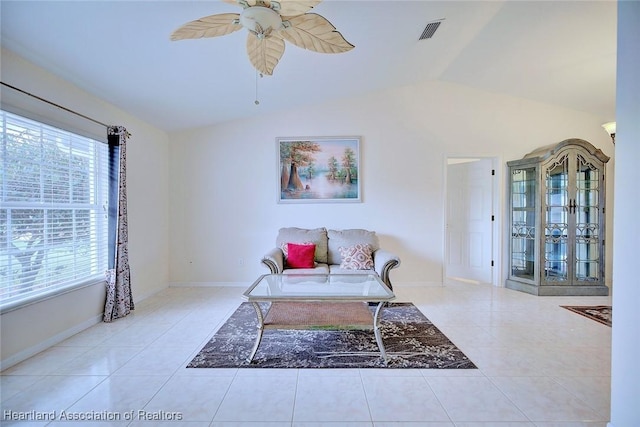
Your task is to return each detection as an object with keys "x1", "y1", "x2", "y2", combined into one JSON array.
[{"x1": 104, "y1": 126, "x2": 133, "y2": 322}]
